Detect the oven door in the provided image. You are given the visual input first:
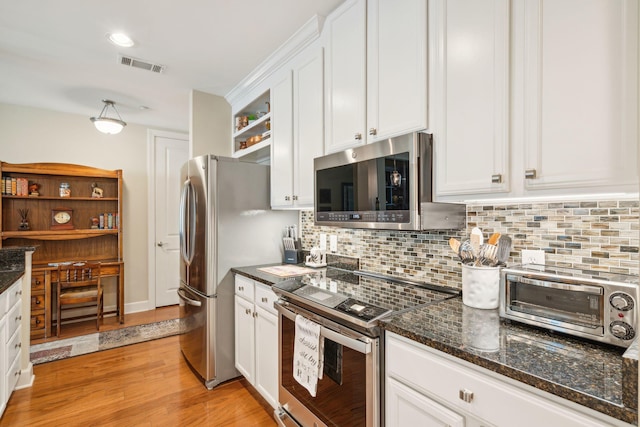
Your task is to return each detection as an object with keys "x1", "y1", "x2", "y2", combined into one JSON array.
[{"x1": 276, "y1": 301, "x2": 379, "y2": 427}]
